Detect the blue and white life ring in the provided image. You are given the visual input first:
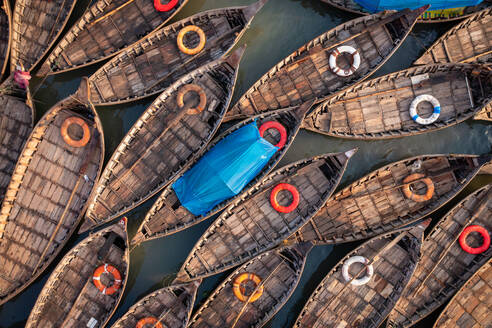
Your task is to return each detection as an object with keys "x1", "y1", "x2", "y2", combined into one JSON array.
[{"x1": 409, "y1": 94, "x2": 441, "y2": 125}]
